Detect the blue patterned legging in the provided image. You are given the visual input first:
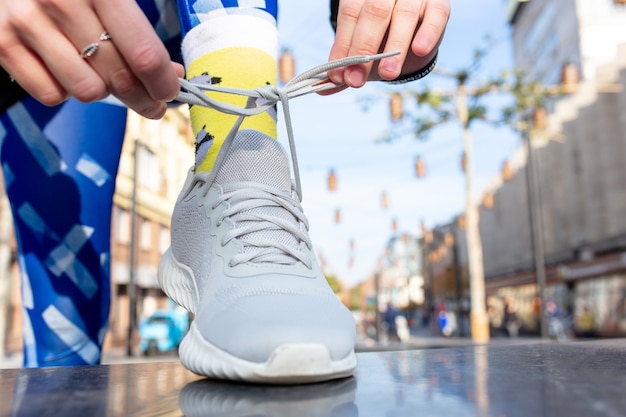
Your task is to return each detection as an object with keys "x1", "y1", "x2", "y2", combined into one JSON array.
[{"x1": 0, "y1": 0, "x2": 278, "y2": 367}]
